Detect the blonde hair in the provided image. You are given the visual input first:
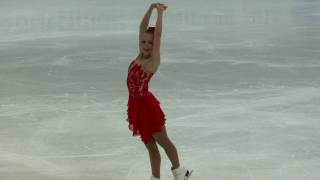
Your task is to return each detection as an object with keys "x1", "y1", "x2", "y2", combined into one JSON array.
[{"x1": 145, "y1": 26, "x2": 155, "y2": 34}]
